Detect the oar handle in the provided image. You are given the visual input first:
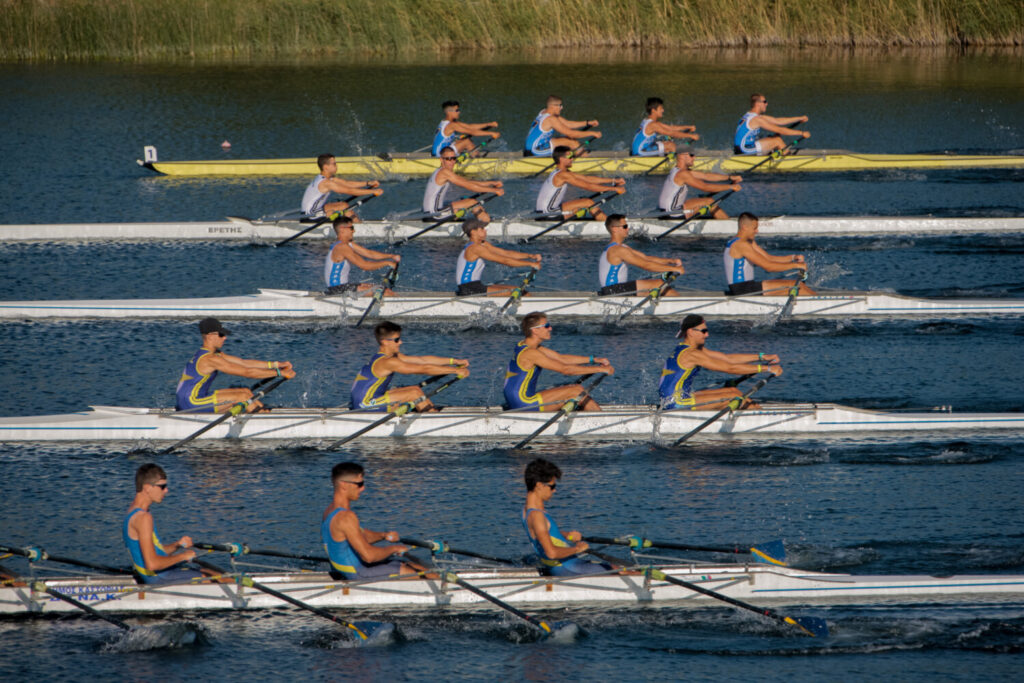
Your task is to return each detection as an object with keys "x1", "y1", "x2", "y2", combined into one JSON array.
[
  {"x1": 193, "y1": 541, "x2": 248, "y2": 556},
  {"x1": 672, "y1": 374, "x2": 773, "y2": 446},
  {"x1": 399, "y1": 537, "x2": 517, "y2": 565}
]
